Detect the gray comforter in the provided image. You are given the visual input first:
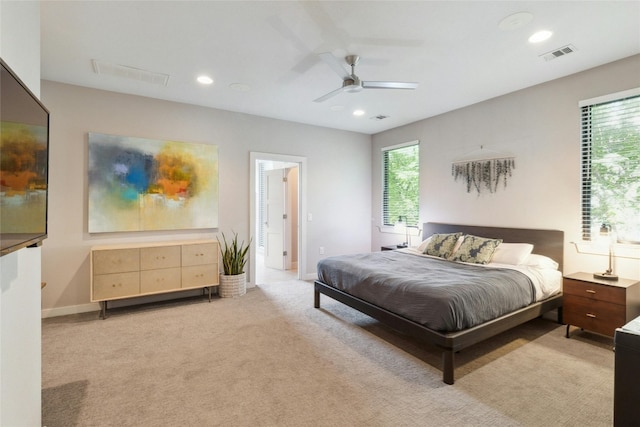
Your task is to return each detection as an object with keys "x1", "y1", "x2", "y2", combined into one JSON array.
[{"x1": 317, "y1": 250, "x2": 536, "y2": 332}]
